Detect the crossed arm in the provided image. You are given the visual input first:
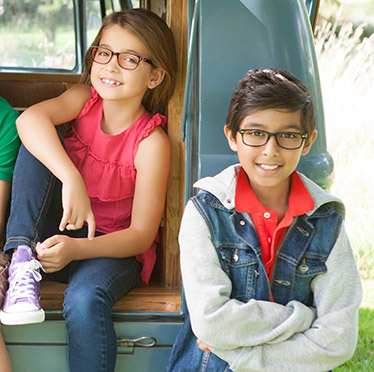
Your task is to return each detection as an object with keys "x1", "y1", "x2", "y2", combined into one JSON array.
[{"x1": 179, "y1": 201, "x2": 362, "y2": 371}]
